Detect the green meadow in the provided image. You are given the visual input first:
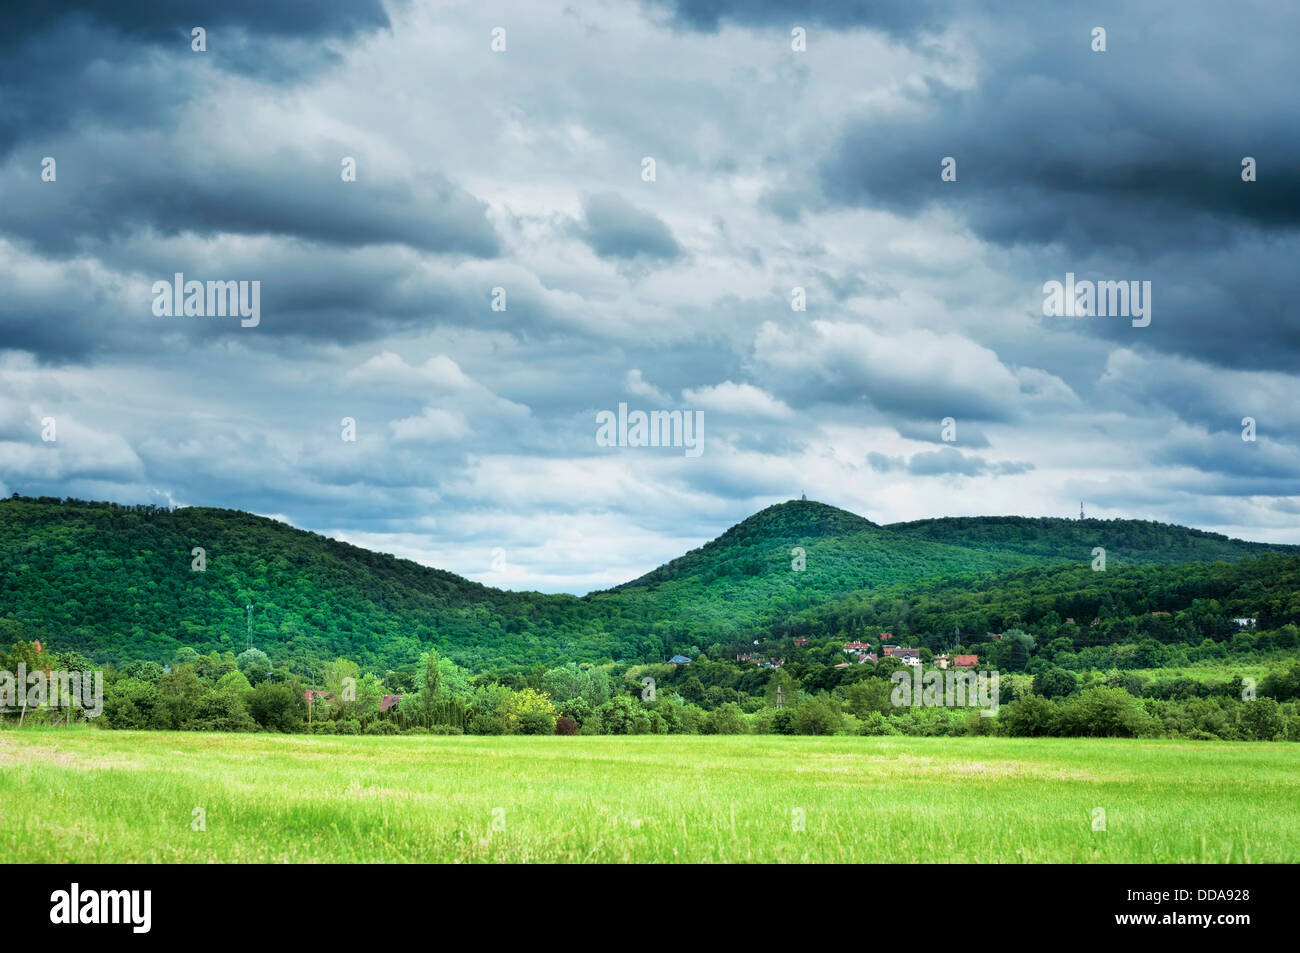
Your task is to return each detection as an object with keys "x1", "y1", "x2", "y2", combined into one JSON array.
[{"x1": 2, "y1": 728, "x2": 1297, "y2": 863}]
